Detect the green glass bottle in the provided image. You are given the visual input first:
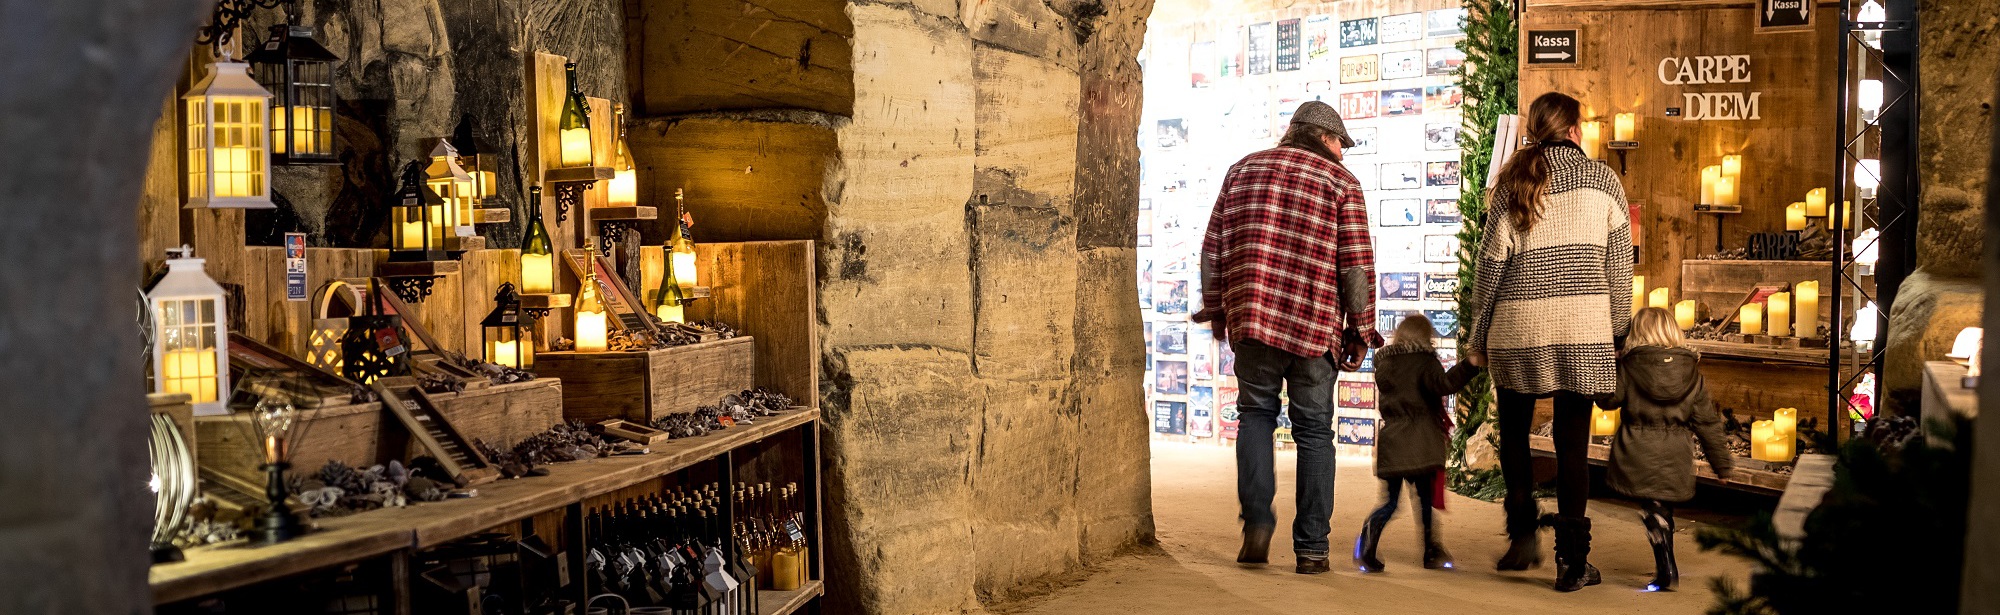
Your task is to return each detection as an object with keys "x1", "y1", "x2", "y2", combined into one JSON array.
[
  {"x1": 521, "y1": 186, "x2": 554, "y2": 294},
  {"x1": 558, "y1": 62, "x2": 593, "y2": 167}
]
